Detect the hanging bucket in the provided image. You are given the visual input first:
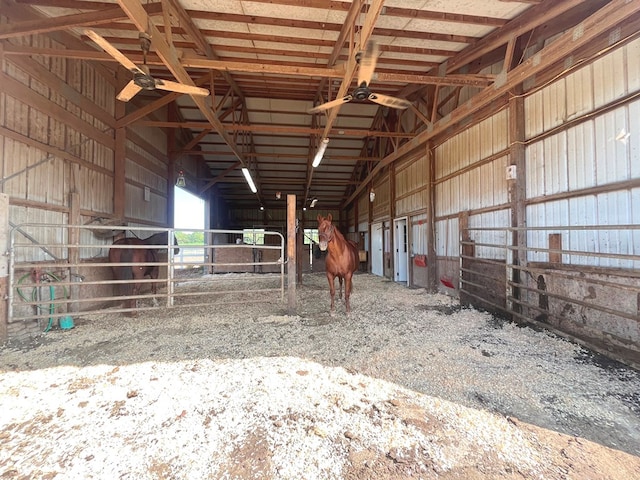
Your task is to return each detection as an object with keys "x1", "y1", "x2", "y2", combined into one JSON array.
[{"x1": 59, "y1": 315, "x2": 74, "y2": 330}]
